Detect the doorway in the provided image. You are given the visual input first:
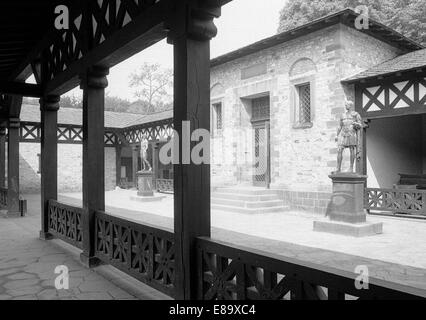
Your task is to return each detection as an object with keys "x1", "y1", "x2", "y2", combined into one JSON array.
[{"x1": 251, "y1": 96, "x2": 270, "y2": 187}]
